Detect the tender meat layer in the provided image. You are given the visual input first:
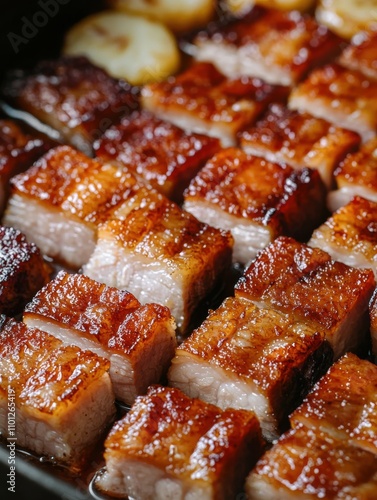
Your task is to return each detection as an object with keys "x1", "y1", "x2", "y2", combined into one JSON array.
[
  {"x1": 183, "y1": 148, "x2": 327, "y2": 265},
  {"x1": 235, "y1": 236, "x2": 376, "y2": 359},
  {"x1": 289, "y1": 63, "x2": 377, "y2": 143},
  {"x1": 23, "y1": 271, "x2": 177, "y2": 405},
  {"x1": 94, "y1": 110, "x2": 220, "y2": 203},
  {"x1": 169, "y1": 296, "x2": 332, "y2": 441},
  {"x1": 194, "y1": 6, "x2": 341, "y2": 85},
  {"x1": 309, "y1": 195, "x2": 377, "y2": 277},
  {"x1": 96, "y1": 385, "x2": 264, "y2": 500},
  {"x1": 246, "y1": 426, "x2": 377, "y2": 500},
  {"x1": 0, "y1": 56, "x2": 139, "y2": 155},
  {"x1": 328, "y1": 138, "x2": 377, "y2": 212},
  {"x1": 83, "y1": 190, "x2": 233, "y2": 333},
  {"x1": 2, "y1": 145, "x2": 143, "y2": 268},
  {"x1": 0, "y1": 317, "x2": 115, "y2": 469},
  {"x1": 142, "y1": 61, "x2": 289, "y2": 147},
  {"x1": 240, "y1": 103, "x2": 360, "y2": 188}
]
